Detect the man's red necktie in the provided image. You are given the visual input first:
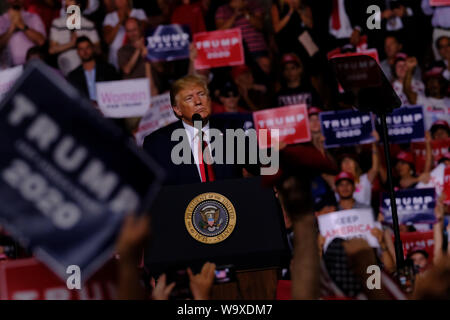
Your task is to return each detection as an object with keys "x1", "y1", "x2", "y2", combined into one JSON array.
[
  {"x1": 331, "y1": 0, "x2": 341, "y2": 30},
  {"x1": 198, "y1": 133, "x2": 215, "y2": 182}
]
